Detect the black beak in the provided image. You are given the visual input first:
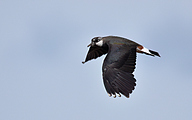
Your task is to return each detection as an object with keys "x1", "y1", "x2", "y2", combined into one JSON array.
[
  {"x1": 87, "y1": 43, "x2": 92, "y2": 47},
  {"x1": 87, "y1": 42, "x2": 95, "y2": 47}
]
